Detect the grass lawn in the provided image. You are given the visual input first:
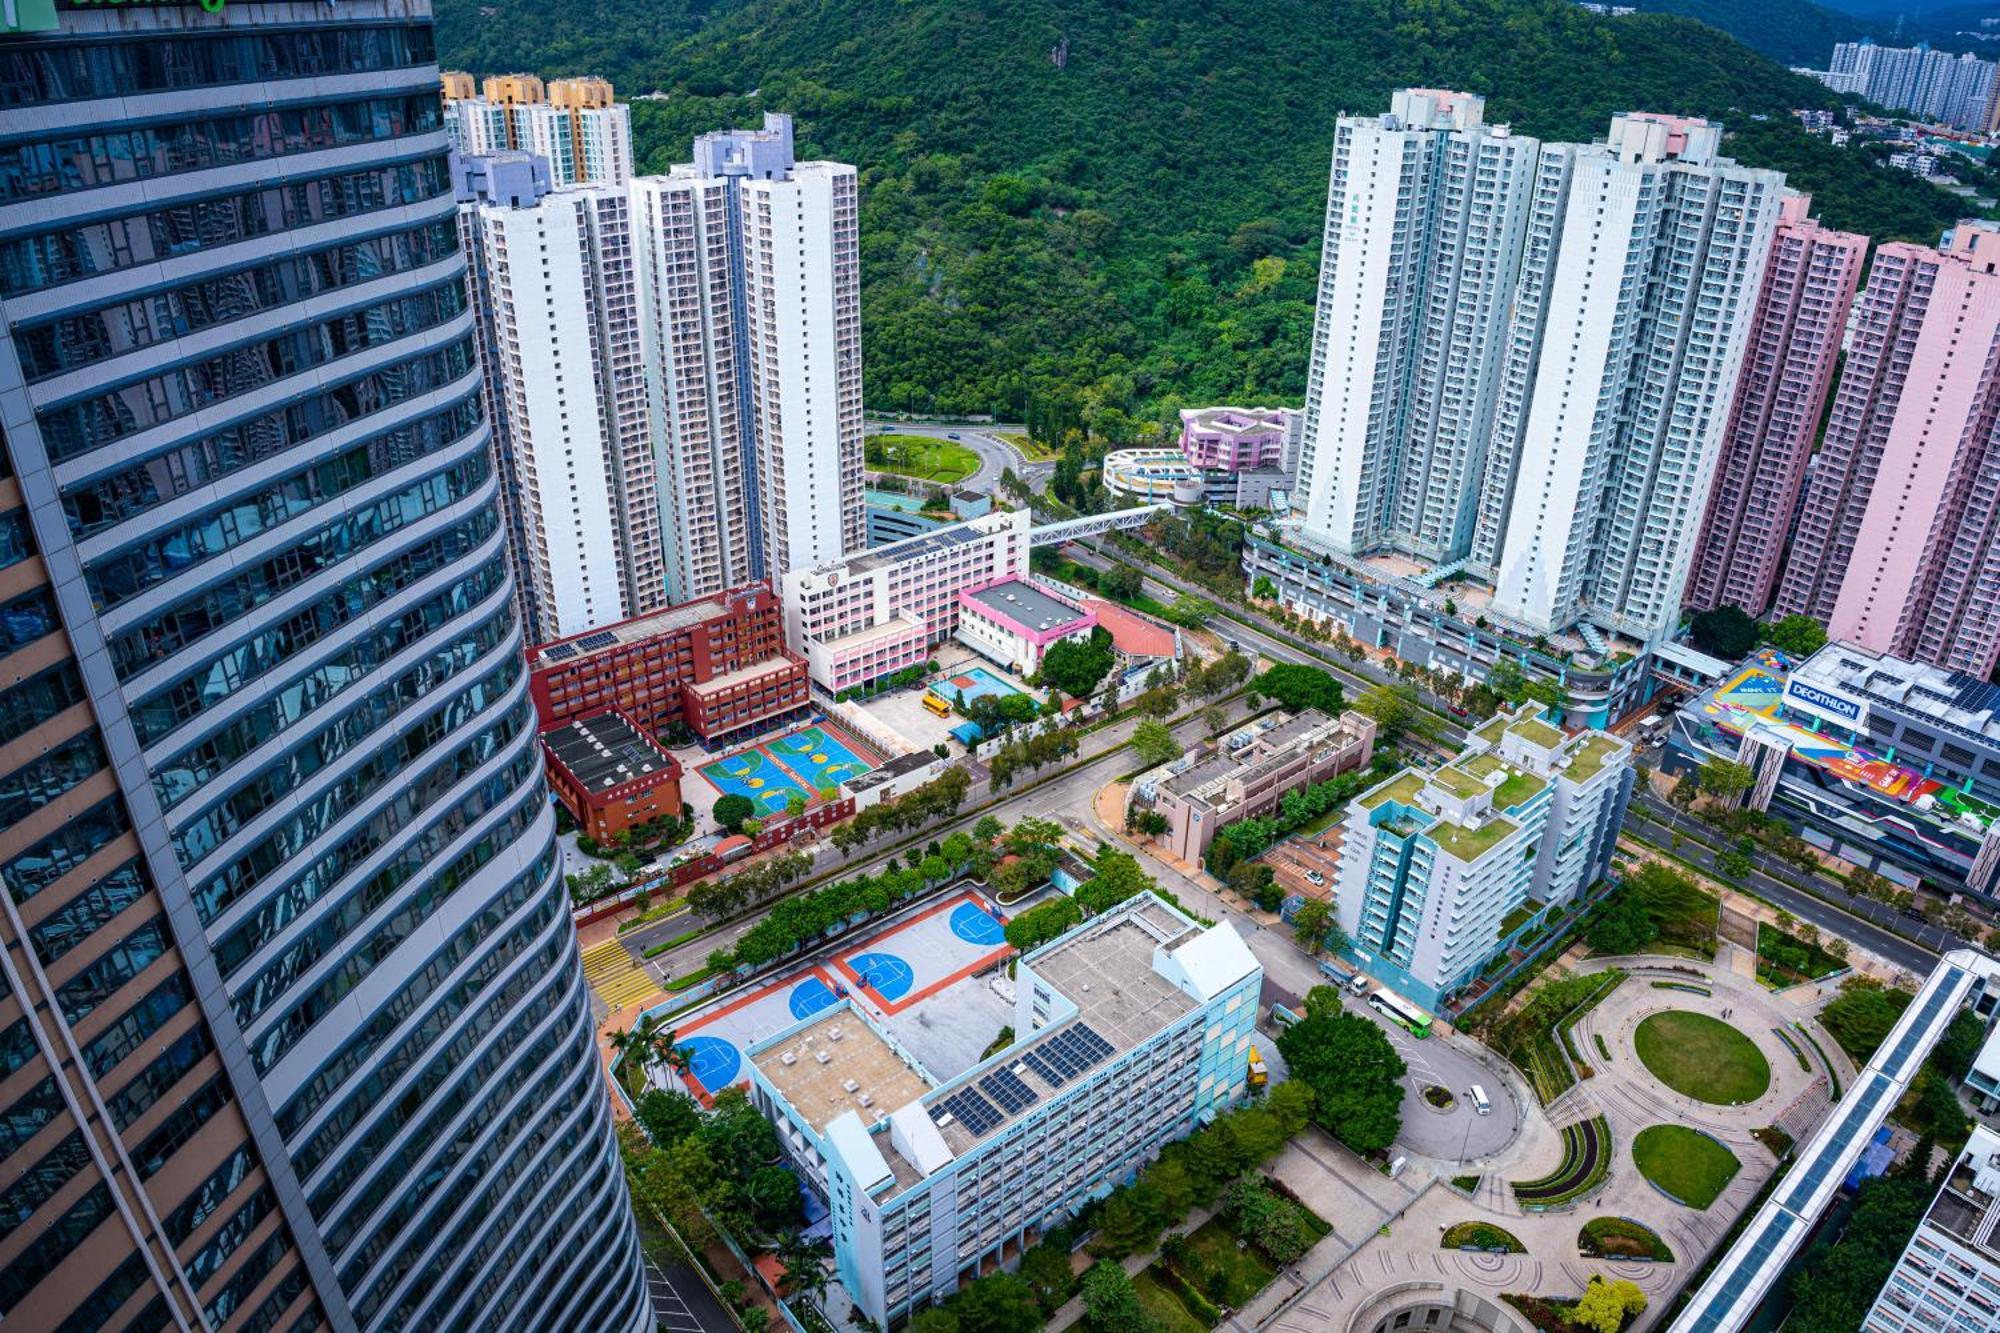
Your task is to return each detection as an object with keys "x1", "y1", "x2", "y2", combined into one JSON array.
[
  {"x1": 865, "y1": 433, "x2": 979, "y2": 483},
  {"x1": 1131, "y1": 1269, "x2": 1210, "y2": 1333},
  {"x1": 1440, "y1": 1221, "x2": 1525, "y2": 1252},
  {"x1": 1632, "y1": 1124, "x2": 1741, "y2": 1208},
  {"x1": 1181, "y1": 1219, "x2": 1278, "y2": 1306},
  {"x1": 1579, "y1": 1215, "x2": 1674, "y2": 1261},
  {"x1": 1633, "y1": 1010, "x2": 1770, "y2": 1104},
  {"x1": 997, "y1": 430, "x2": 1057, "y2": 461}
]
